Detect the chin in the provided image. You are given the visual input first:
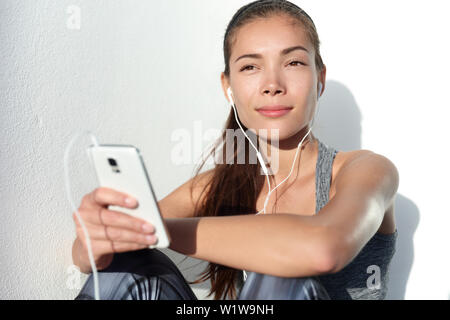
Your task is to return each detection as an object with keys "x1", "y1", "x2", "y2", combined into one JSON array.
[
  {"x1": 254, "y1": 127, "x2": 297, "y2": 143},
  {"x1": 242, "y1": 116, "x2": 304, "y2": 141}
]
